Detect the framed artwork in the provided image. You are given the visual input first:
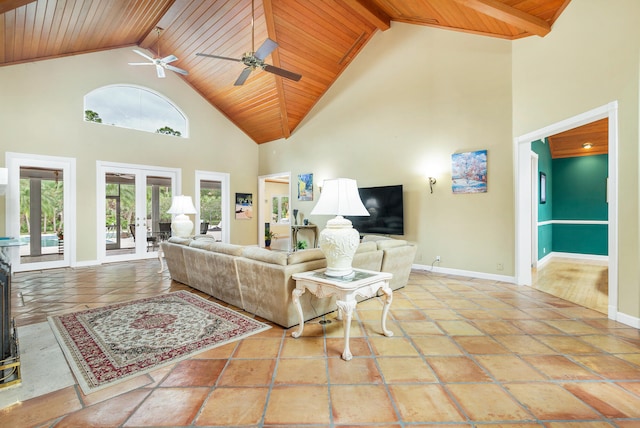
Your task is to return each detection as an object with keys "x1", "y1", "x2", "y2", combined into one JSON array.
[
  {"x1": 451, "y1": 150, "x2": 487, "y2": 194},
  {"x1": 235, "y1": 193, "x2": 253, "y2": 220},
  {"x1": 540, "y1": 172, "x2": 546, "y2": 204},
  {"x1": 298, "y1": 173, "x2": 313, "y2": 201}
]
